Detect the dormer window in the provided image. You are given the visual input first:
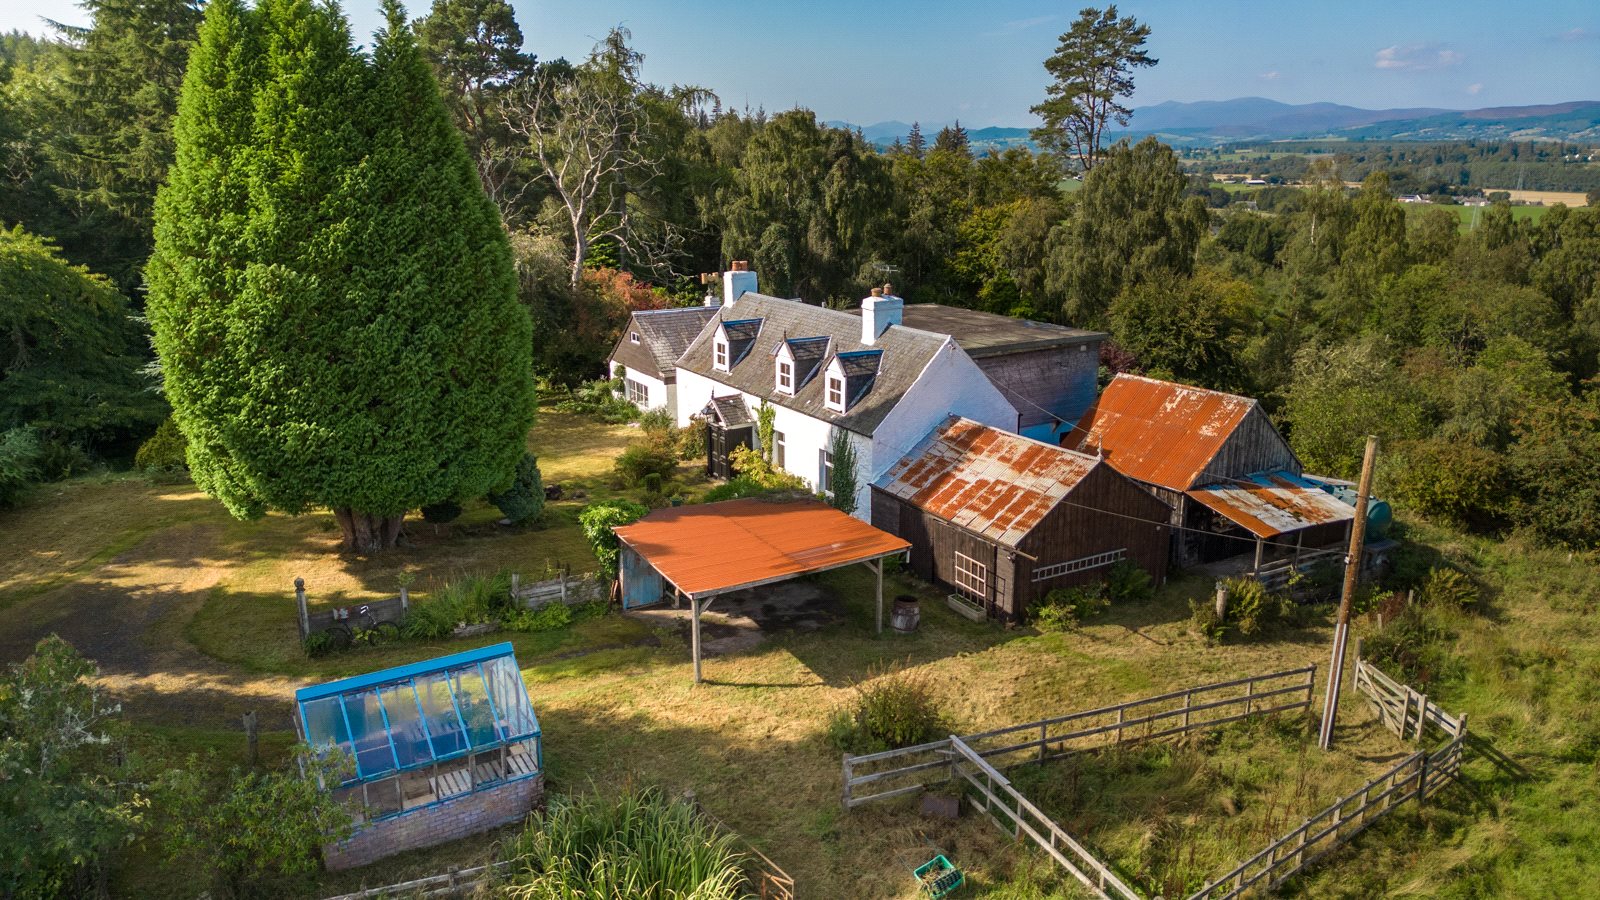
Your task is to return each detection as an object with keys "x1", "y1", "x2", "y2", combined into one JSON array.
[
  {"x1": 826, "y1": 375, "x2": 844, "y2": 411},
  {"x1": 714, "y1": 339, "x2": 729, "y2": 371},
  {"x1": 777, "y1": 360, "x2": 793, "y2": 393}
]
